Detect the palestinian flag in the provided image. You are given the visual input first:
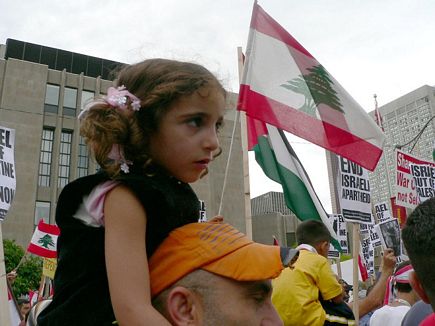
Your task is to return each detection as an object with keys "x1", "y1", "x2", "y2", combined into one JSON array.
[
  {"x1": 27, "y1": 220, "x2": 60, "y2": 258},
  {"x1": 238, "y1": 2, "x2": 385, "y2": 171},
  {"x1": 248, "y1": 116, "x2": 340, "y2": 249}
]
